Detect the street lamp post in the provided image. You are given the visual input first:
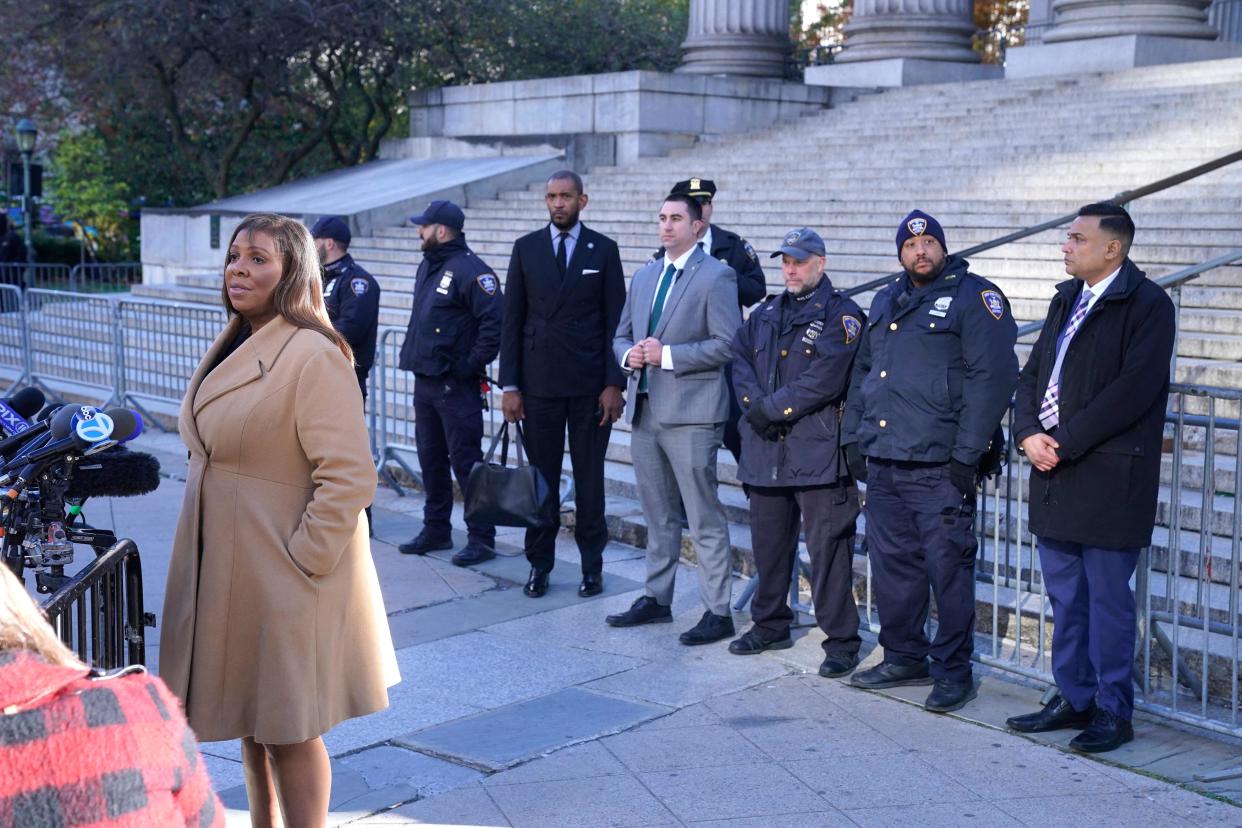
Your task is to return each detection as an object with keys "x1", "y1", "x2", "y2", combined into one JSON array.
[{"x1": 15, "y1": 119, "x2": 37, "y2": 289}]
